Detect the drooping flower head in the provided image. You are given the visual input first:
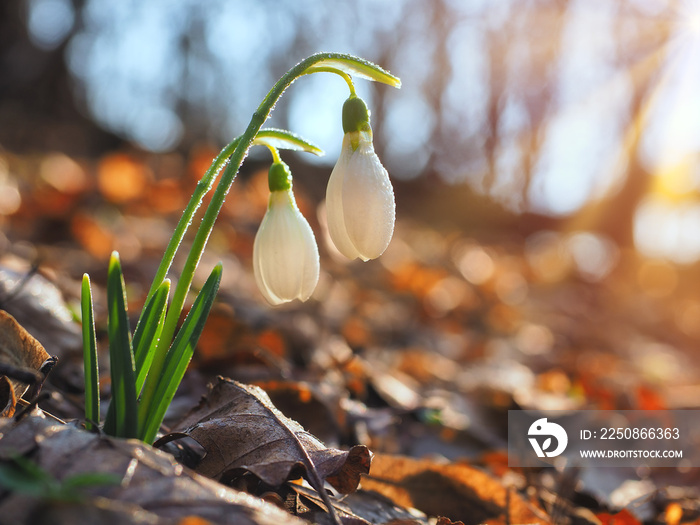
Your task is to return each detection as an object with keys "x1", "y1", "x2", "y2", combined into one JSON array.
[
  {"x1": 326, "y1": 95, "x2": 395, "y2": 261},
  {"x1": 253, "y1": 161, "x2": 320, "y2": 305}
]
